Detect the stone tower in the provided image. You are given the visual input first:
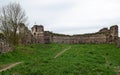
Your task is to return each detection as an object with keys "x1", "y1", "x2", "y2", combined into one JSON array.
[
  {"x1": 109, "y1": 25, "x2": 118, "y2": 43},
  {"x1": 19, "y1": 23, "x2": 33, "y2": 44},
  {"x1": 31, "y1": 25, "x2": 44, "y2": 43}
]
